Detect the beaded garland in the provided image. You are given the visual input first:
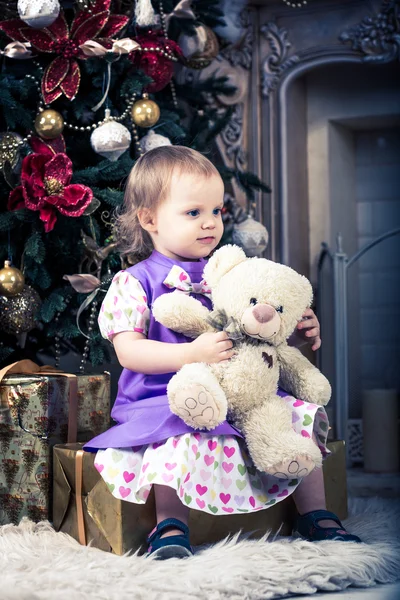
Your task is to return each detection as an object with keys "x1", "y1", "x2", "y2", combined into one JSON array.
[{"x1": 282, "y1": 0, "x2": 307, "y2": 7}]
